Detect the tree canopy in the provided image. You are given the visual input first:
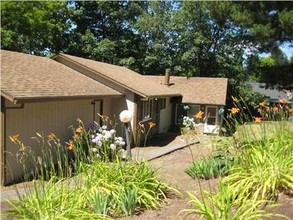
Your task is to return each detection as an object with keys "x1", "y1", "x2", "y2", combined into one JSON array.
[{"x1": 1, "y1": 1, "x2": 292, "y2": 89}]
